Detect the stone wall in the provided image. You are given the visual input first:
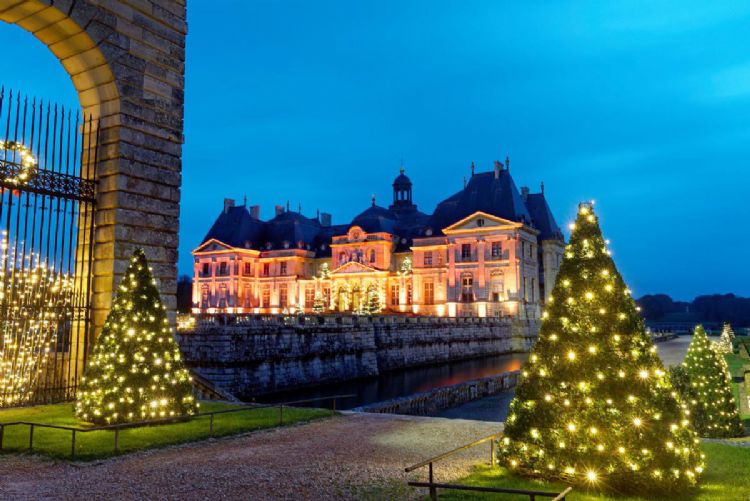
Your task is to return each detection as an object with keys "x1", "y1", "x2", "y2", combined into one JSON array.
[
  {"x1": 177, "y1": 315, "x2": 537, "y2": 397},
  {"x1": 353, "y1": 370, "x2": 519, "y2": 416}
]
